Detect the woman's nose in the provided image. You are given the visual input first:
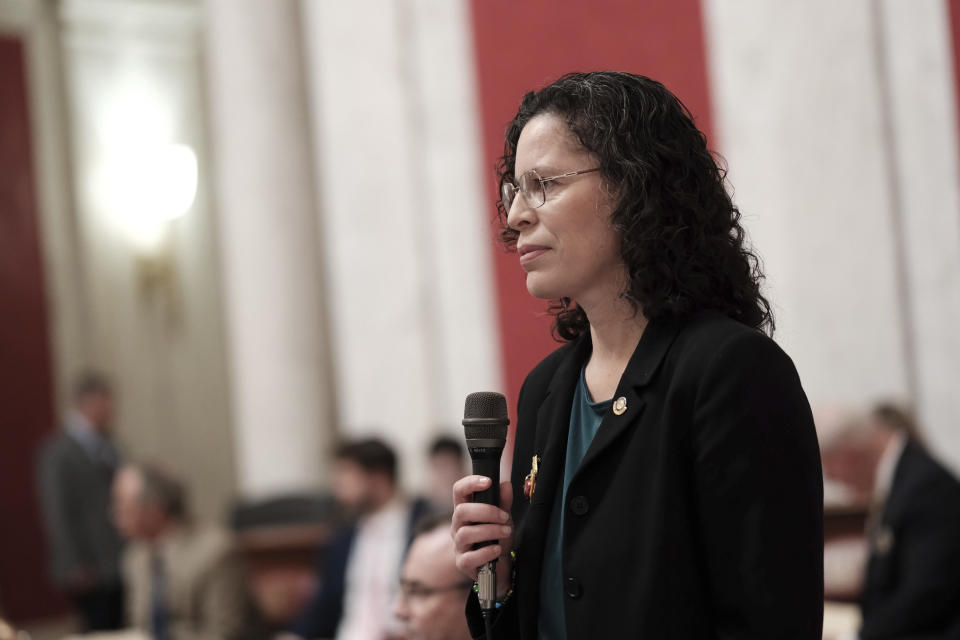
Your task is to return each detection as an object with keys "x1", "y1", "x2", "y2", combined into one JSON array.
[{"x1": 505, "y1": 193, "x2": 536, "y2": 230}]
